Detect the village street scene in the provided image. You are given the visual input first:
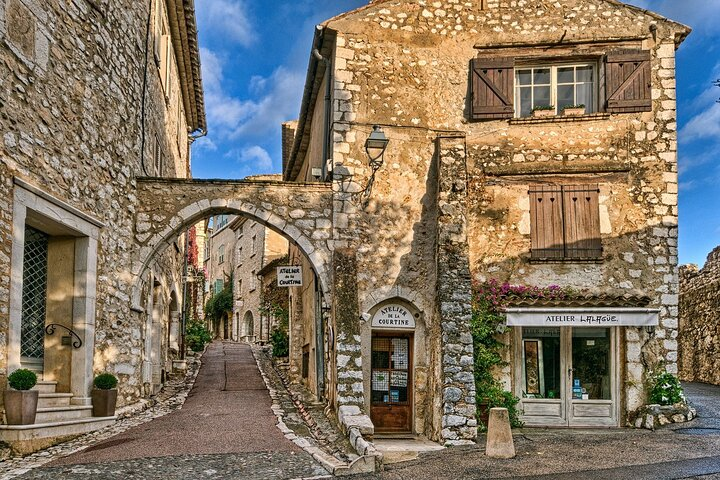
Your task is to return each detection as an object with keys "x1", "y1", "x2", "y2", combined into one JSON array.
[{"x1": 0, "y1": 0, "x2": 719, "y2": 478}]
